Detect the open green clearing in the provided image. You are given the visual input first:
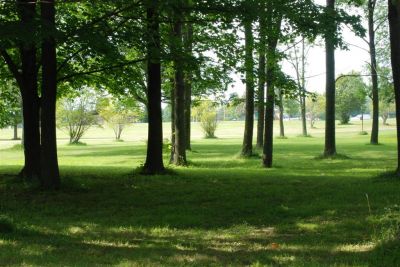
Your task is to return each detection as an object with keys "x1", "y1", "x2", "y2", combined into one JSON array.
[{"x1": 0, "y1": 120, "x2": 400, "y2": 266}]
